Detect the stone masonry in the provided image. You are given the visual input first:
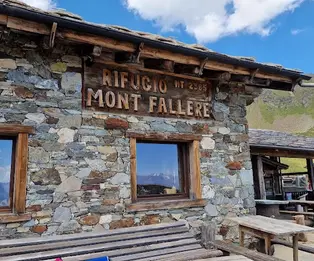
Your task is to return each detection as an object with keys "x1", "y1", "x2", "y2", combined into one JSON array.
[{"x1": 0, "y1": 34, "x2": 255, "y2": 239}]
